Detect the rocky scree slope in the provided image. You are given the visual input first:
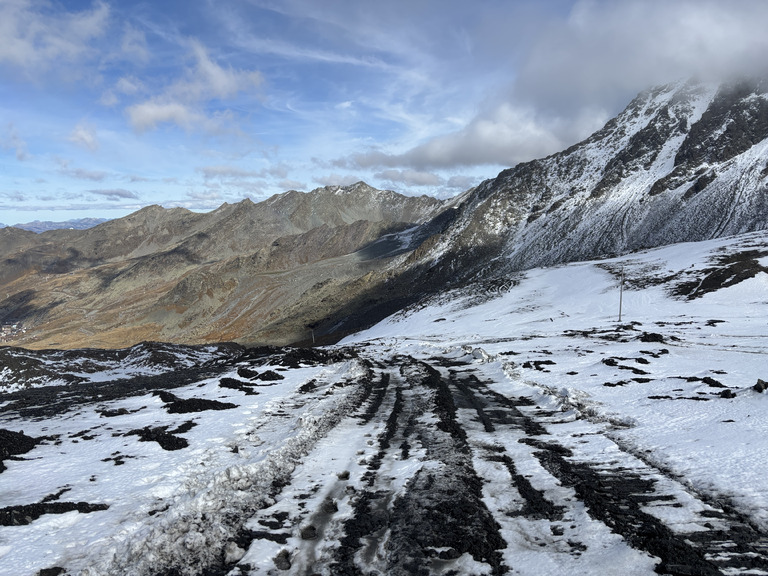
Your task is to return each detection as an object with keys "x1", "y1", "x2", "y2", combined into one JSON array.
[
  {"x1": 404, "y1": 78, "x2": 768, "y2": 287},
  {"x1": 0, "y1": 183, "x2": 442, "y2": 349}
]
